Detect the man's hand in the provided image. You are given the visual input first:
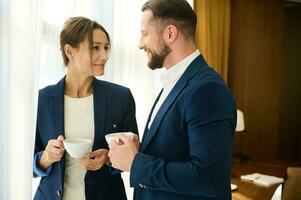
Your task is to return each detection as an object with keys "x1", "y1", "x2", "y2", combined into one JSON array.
[{"x1": 108, "y1": 134, "x2": 140, "y2": 172}]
